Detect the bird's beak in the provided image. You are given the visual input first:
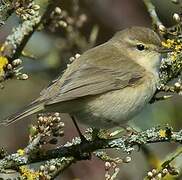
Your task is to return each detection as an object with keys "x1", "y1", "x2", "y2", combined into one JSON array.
[{"x1": 157, "y1": 47, "x2": 173, "y2": 53}]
